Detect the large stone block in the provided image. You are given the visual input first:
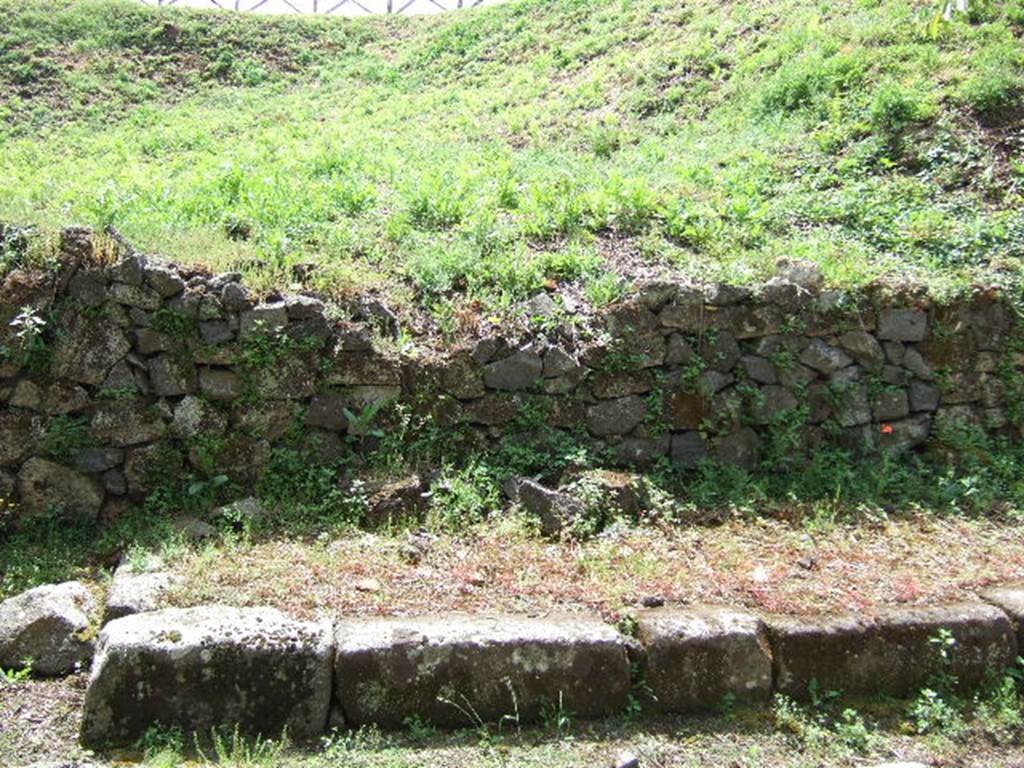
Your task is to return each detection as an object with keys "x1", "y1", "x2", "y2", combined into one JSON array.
[
  {"x1": 334, "y1": 615, "x2": 631, "y2": 728},
  {"x1": 0, "y1": 581, "x2": 96, "y2": 676},
  {"x1": 981, "y1": 585, "x2": 1024, "y2": 650},
  {"x1": 636, "y1": 607, "x2": 772, "y2": 713},
  {"x1": 766, "y1": 603, "x2": 1016, "y2": 699},
  {"x1": 80, "y1": 606, "x2": 333, "y2": 747}
]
